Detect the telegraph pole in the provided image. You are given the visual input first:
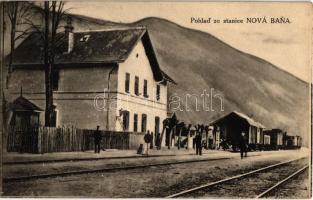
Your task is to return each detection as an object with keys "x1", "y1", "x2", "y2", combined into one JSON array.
[{"x1": 0, "y1": 1, "x2": 5, "y2": 195}]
